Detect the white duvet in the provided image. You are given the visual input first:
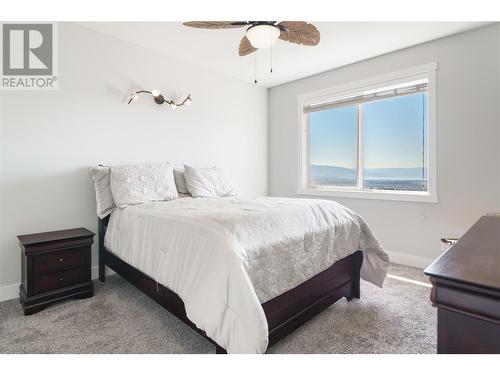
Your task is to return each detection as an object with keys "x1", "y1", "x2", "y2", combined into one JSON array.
[{"x1": 104, "y1": 196, "x2": 389, "y2": 353}]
